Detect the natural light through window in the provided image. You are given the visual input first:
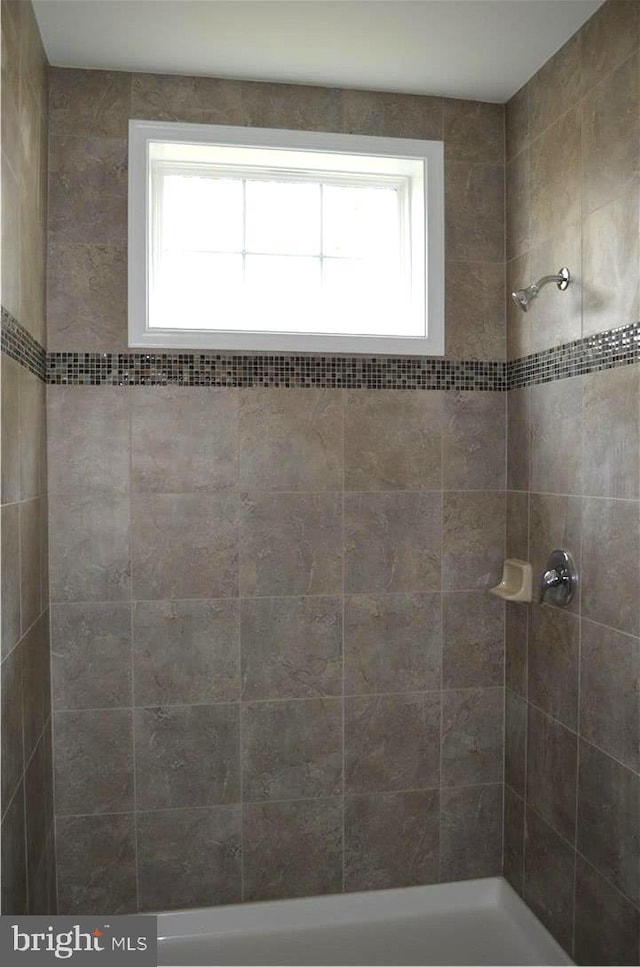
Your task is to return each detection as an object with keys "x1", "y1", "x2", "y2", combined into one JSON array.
[{"x1": 129, "y1": 121, "x2": 444, "y2": 354}]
